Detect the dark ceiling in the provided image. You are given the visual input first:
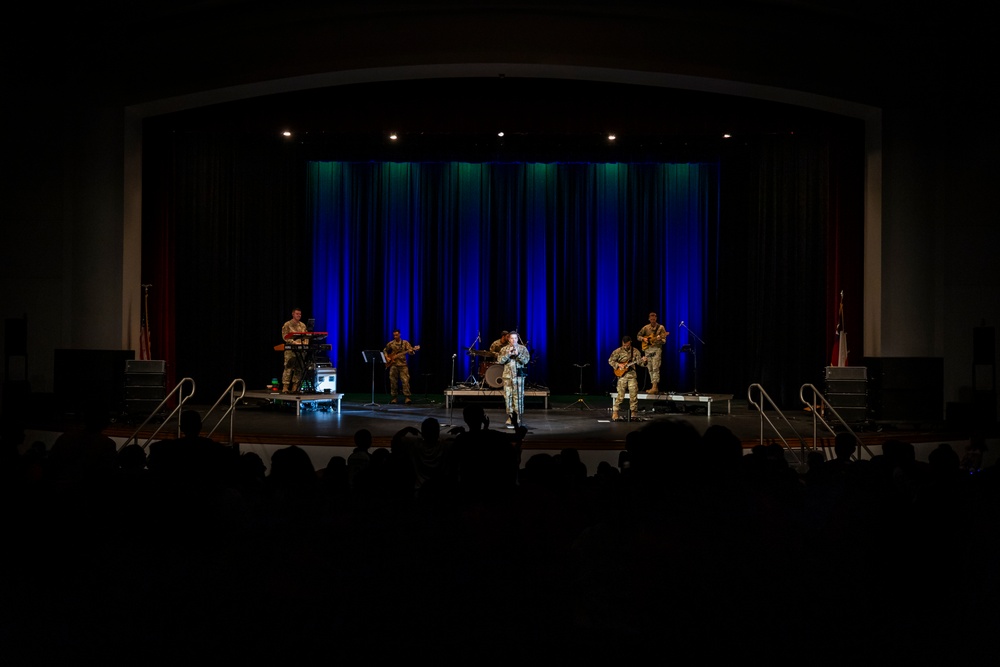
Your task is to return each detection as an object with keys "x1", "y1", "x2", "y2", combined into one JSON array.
[{"x1": 147, "y1": 77, "x2": 863, "y2": 162}]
